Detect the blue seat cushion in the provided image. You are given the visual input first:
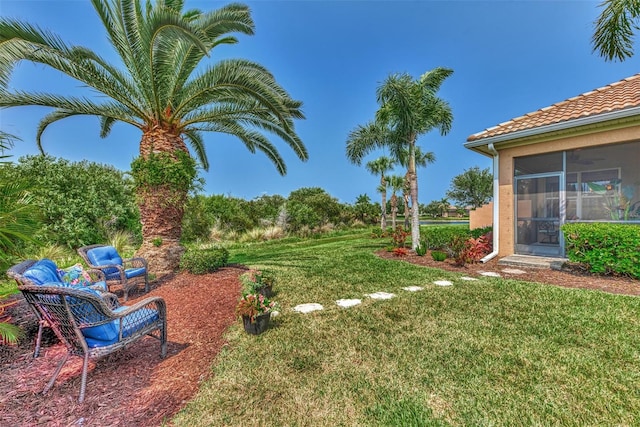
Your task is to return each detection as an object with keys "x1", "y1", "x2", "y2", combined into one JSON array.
[
  {"x1": 86, "y1": 246, "x2": 123, "y2": 278},
  {"x1": 83, "y1": 307, "x2": 160, "y2": 348}
]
